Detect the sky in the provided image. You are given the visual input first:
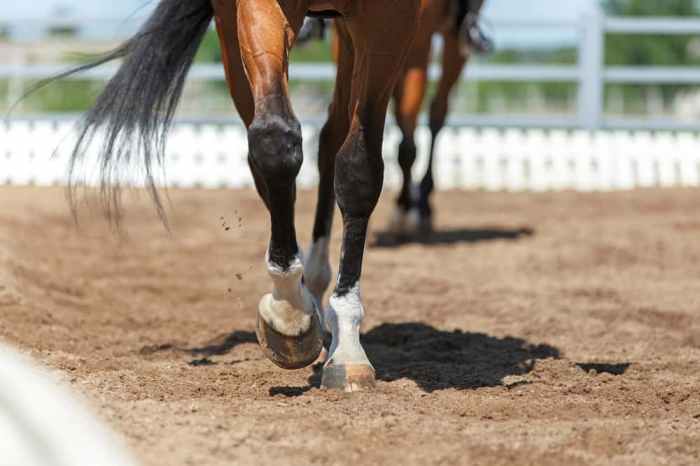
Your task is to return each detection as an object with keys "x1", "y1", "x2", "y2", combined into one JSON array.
[{"x1": 0, "y1": 0, "x2": 598, "y2": 47}]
